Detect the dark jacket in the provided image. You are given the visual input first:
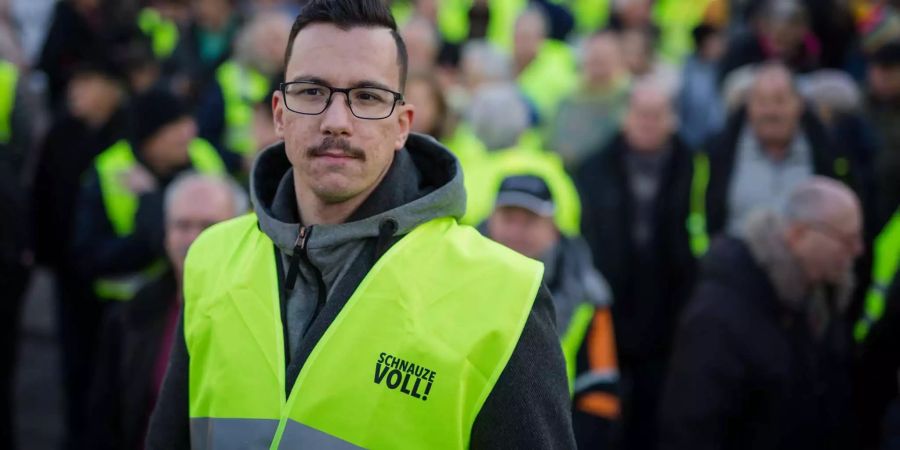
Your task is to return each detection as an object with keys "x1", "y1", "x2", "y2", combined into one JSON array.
[
  {"x1": 659, "y1": 236, "x2": 854, "y2": 450},
  {"x1": 855, "y1": 273, "x2": 900, "y2": 450},
  {"x1": 576, "y1": 133, "x2": 696, "y2": 365},
  {"x1": 32, "y1": 110, "x2": 126, "y2": 269},
  {"x1": 163, "y1": 17, "x2": 241, "y2": 102},
  {"x1": 146, "y1": 135, "x2": 576, "y2": 449},
  {"x1": 85, "y1": 271, "x2": 178, "y2": 450}
]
